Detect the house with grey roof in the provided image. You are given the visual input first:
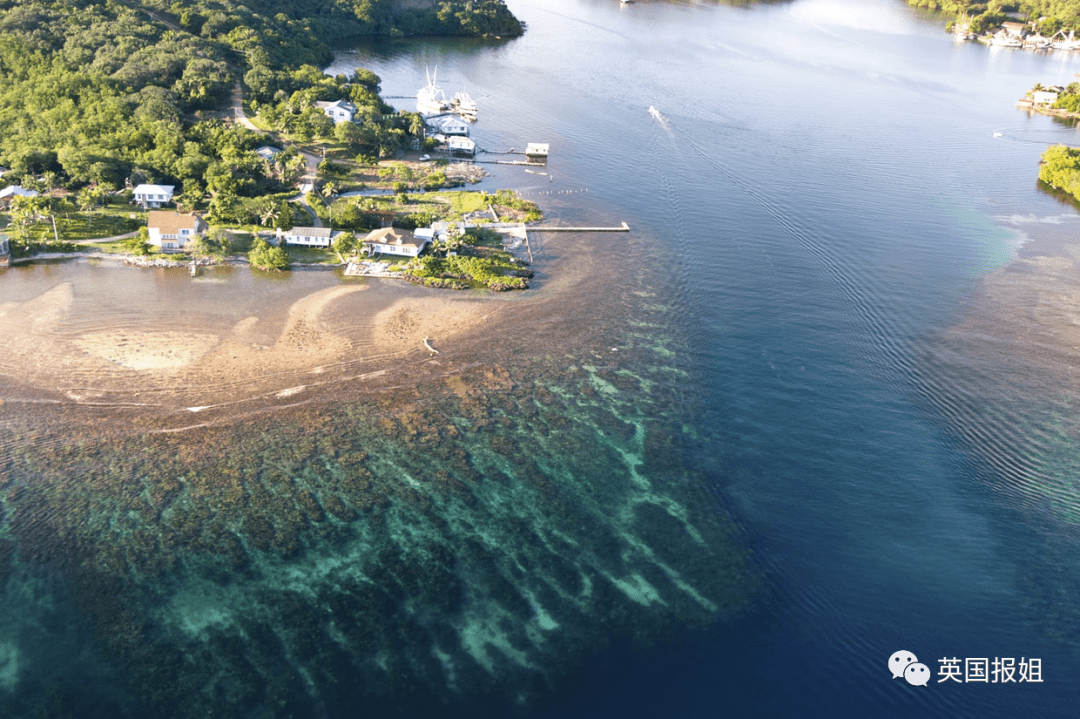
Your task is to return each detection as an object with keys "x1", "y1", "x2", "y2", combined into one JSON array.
[
  {"x1": 282, "y1": 226, "x2": 332, "y2": 248},
  {"x1": 315, "y1": 100, "x2": 357, "y2": 124}
]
